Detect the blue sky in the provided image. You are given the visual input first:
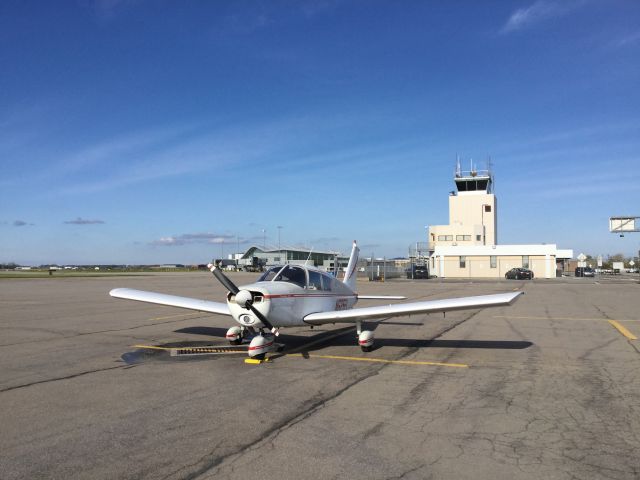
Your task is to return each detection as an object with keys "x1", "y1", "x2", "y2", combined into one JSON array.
[{"x1": 1, "y1": 0, "x2": 640, "y2": 265}]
